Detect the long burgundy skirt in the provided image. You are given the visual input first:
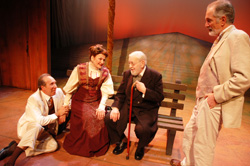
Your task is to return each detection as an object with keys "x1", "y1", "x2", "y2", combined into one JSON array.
[{"x1": 63, "y1": 87, "x2": 109, "y2": 157}]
